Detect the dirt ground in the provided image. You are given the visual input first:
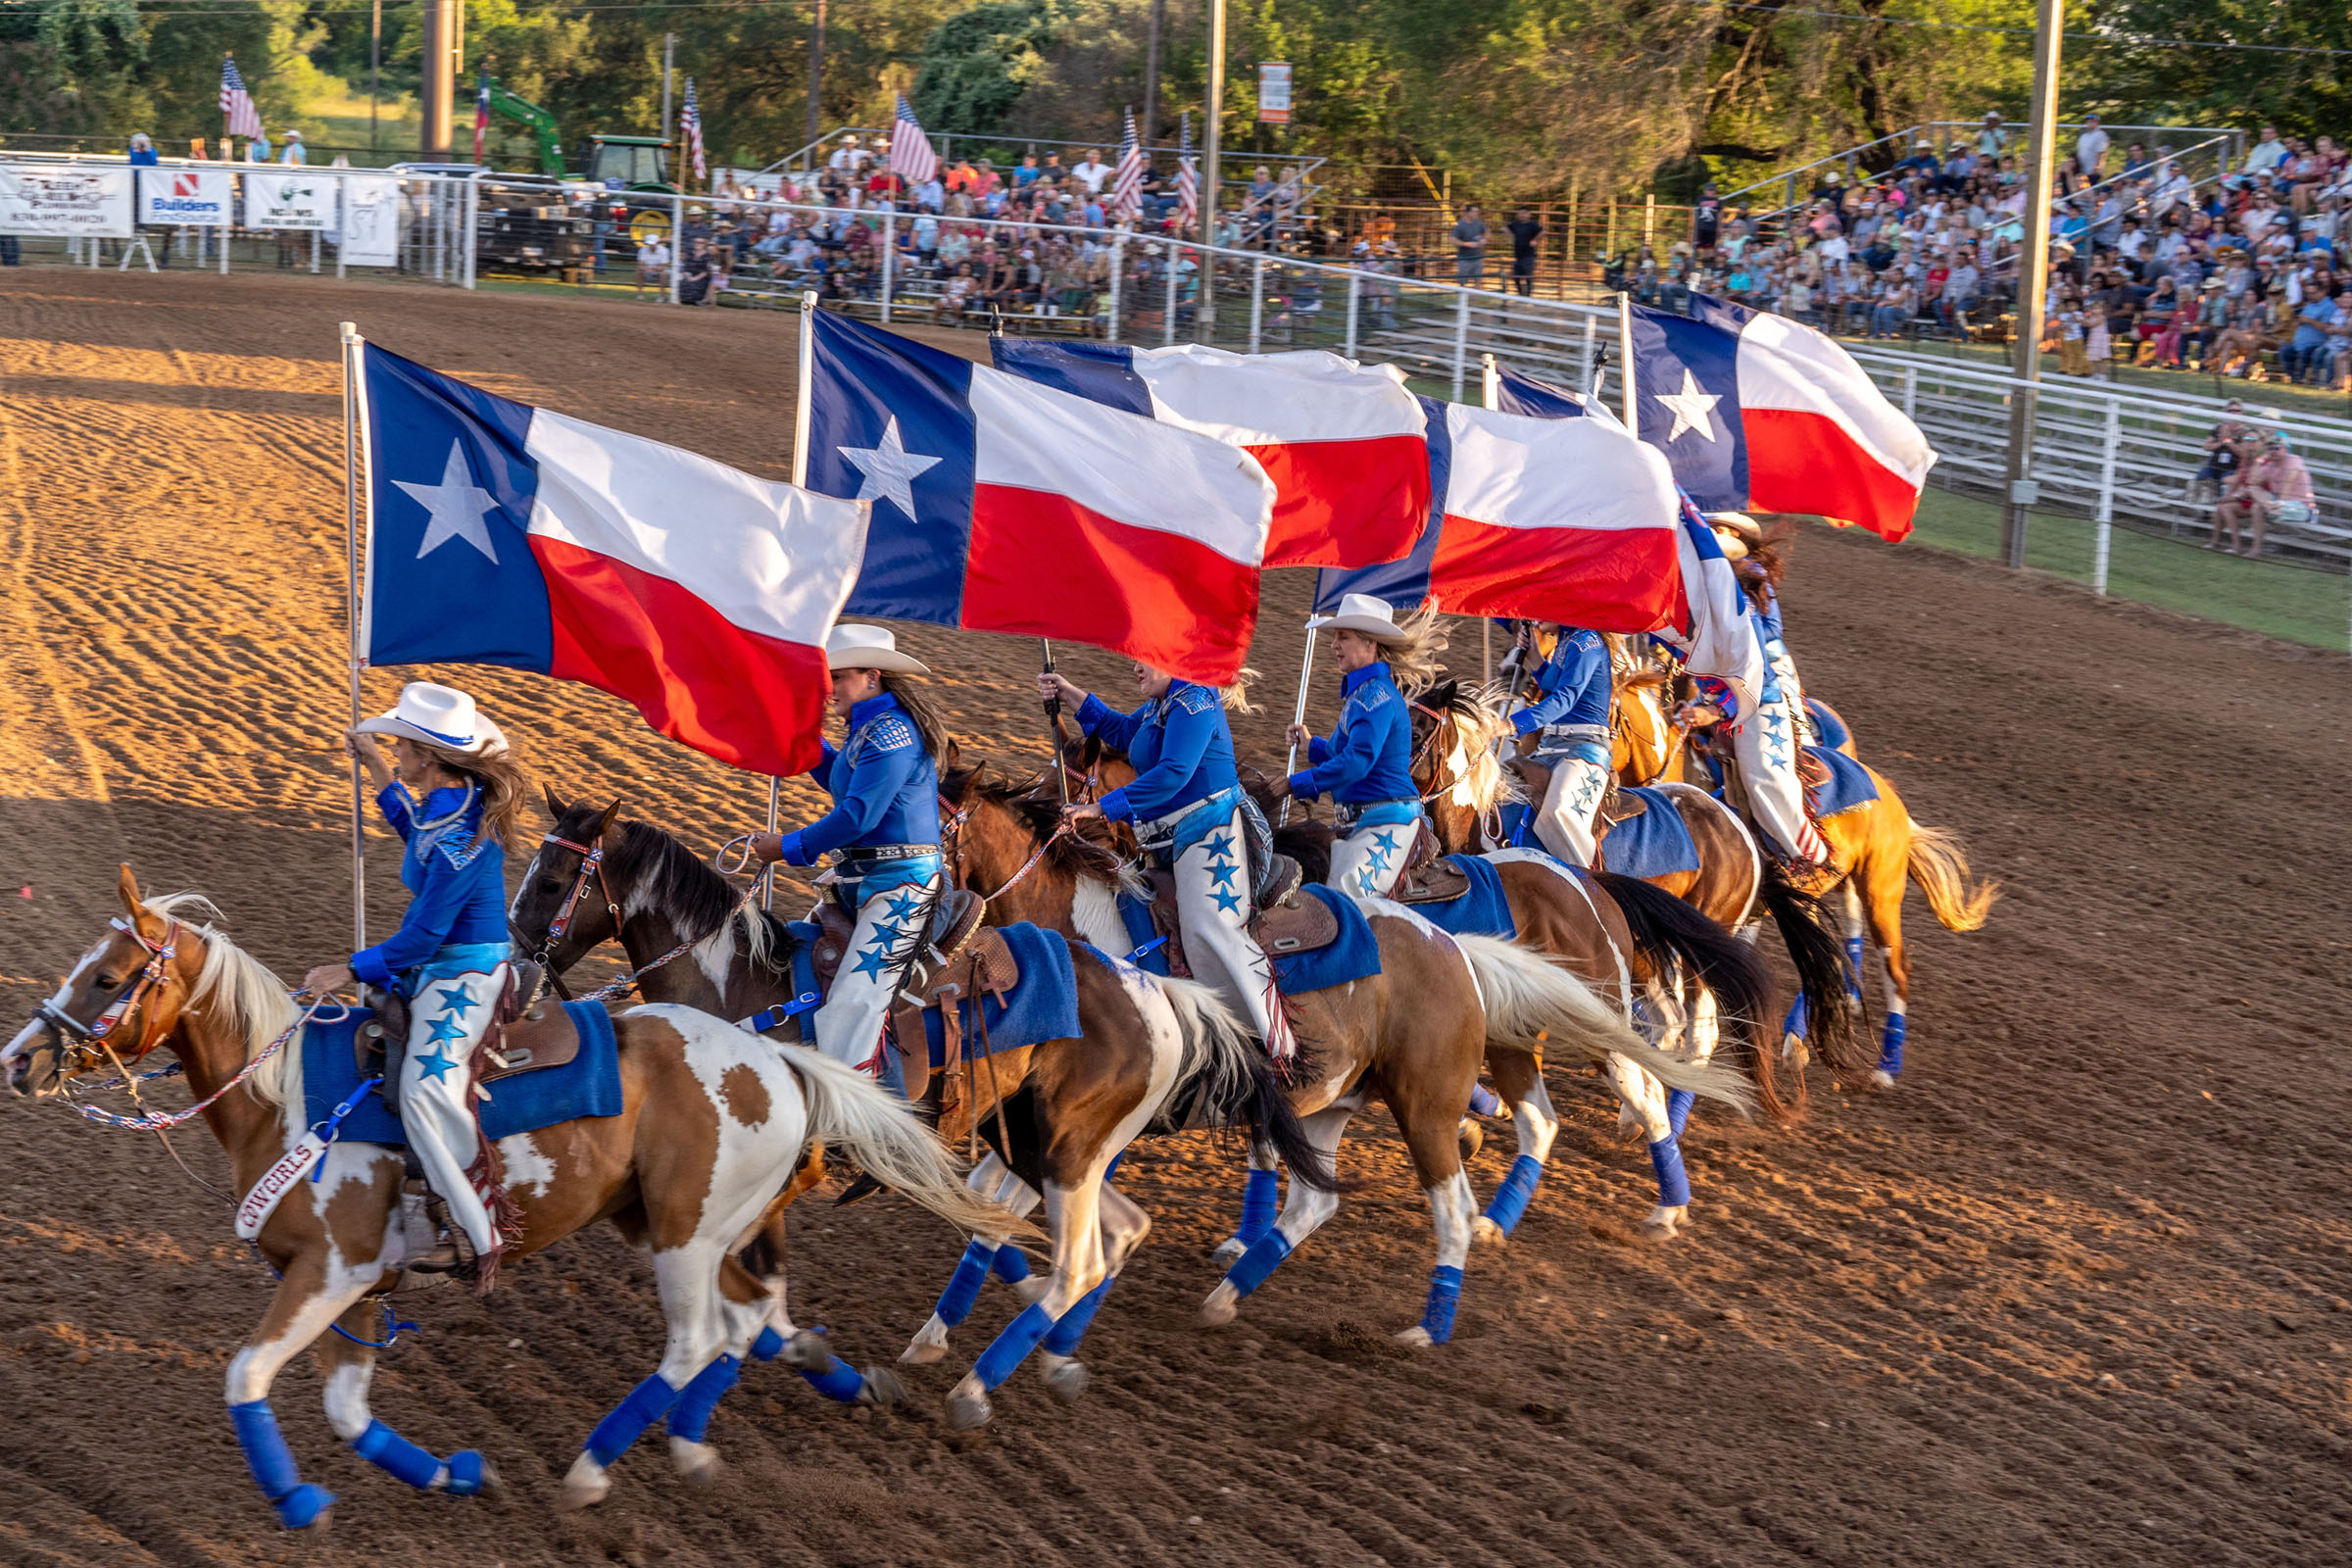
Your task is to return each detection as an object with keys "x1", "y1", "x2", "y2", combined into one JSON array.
[{"x1": 2, "y1": 270, "x2": 2350, "y2": 1568}]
